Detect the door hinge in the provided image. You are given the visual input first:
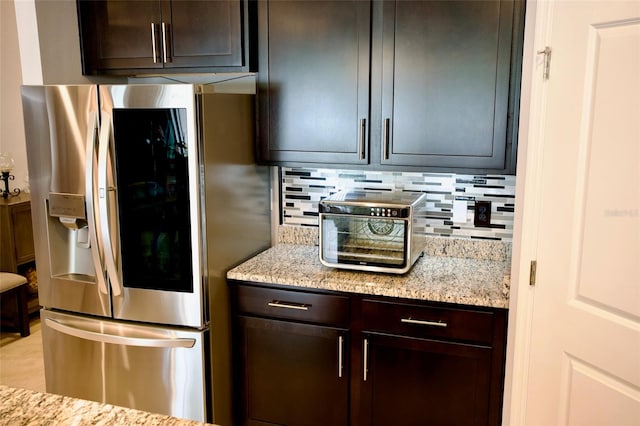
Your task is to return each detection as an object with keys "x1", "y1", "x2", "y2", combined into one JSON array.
[
  {"x1": 537, "y1": 46, "x2": 552, "y2": 80},
  {"x1": 529, "y1": 260, "x2": 537, "y2": 286}
]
